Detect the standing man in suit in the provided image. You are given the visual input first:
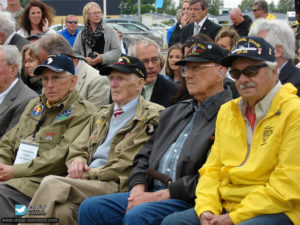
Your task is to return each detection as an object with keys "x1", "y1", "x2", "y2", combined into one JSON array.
[
  {"x1": 0, "y1": 45, "x2": 37, "y2": 140},
  {"x1": 180, "y1": 0, "x2": 221, "y2": 44},
  {"x1": 249, "y1": 19, "x2": 300, "y2": 96},
  {"x1": 35, "y1": 33, "x2": 110, "y2": 109},
  {"x1": 128, "y1": 37, "x2": 178, "y2": 108},
  {"x1": 0, "y1": 11, "x2": 30, "y2": 52}
]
